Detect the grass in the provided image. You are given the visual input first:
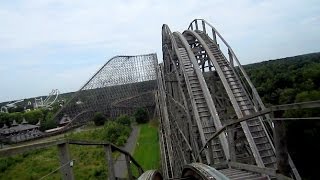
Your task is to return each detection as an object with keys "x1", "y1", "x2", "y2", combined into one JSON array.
[
  {"x1": 131, "y1": 121, "x2": 160, "y2": 177},
  {"x1": 0, "y1": 126, "x2": 114, "y2": 180}
]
